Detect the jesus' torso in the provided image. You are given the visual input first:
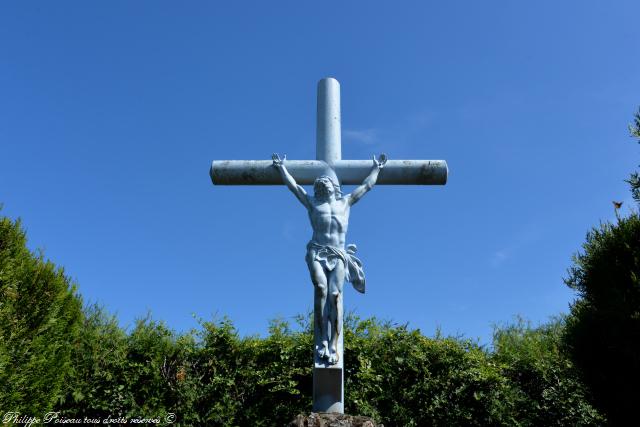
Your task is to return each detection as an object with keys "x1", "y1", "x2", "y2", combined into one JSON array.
[{"x1": 307, "y1": 195, "x2": 351, "y2": 248}]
